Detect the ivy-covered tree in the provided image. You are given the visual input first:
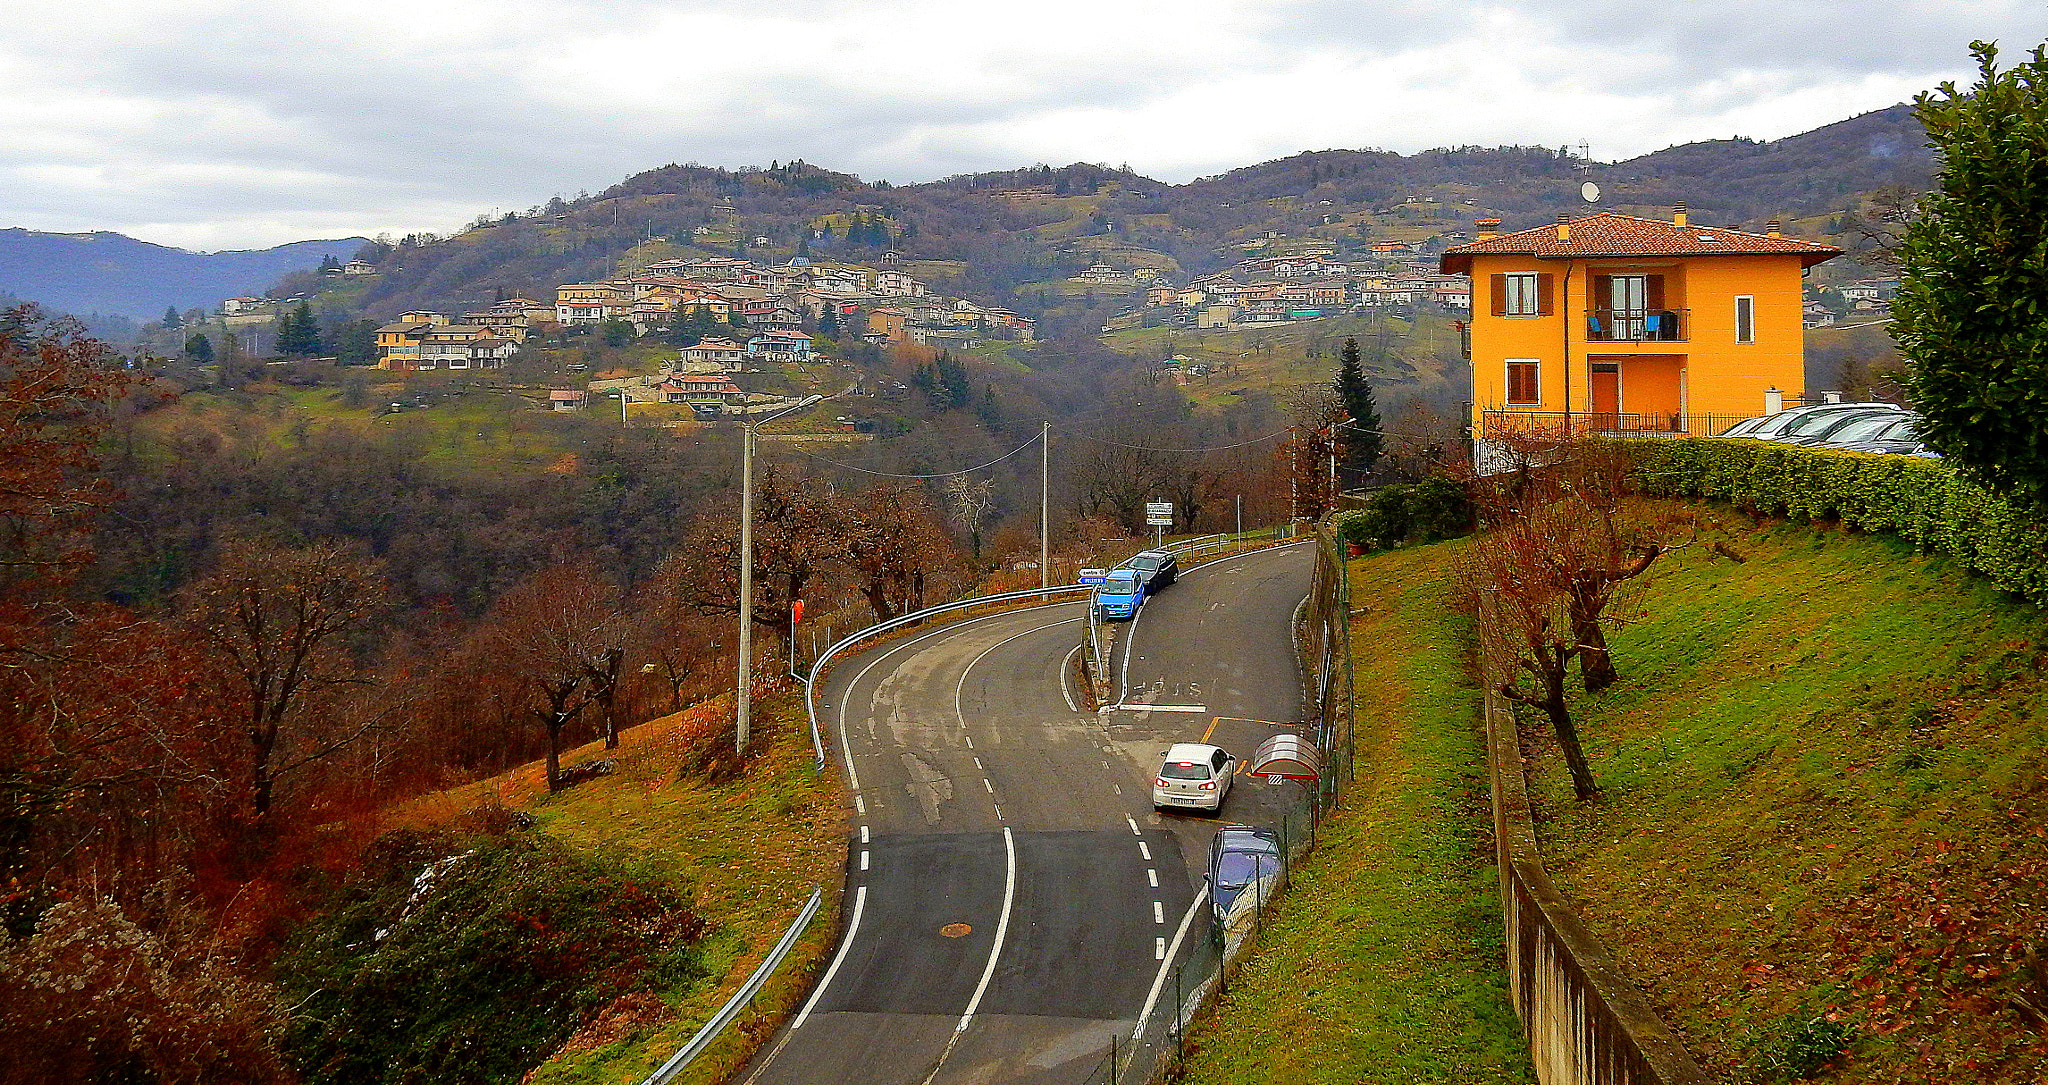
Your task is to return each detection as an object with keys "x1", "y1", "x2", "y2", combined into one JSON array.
[
  {"x1": 1894, "y1": 41, "x2": 2048, "y2": 505},
  {"x1": 1333, "y1": 337, "x2": 1383, "y2": 489}
]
